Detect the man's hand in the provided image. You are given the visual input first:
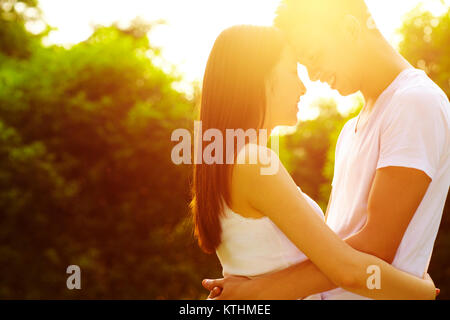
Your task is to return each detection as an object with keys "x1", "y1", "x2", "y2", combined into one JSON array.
[
  {"x1": 202, "y1": 276, "x2": 254, "y2": 300},
  {"x1": 202, "y1": 278, "x2": 223, "y2": 299}
]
